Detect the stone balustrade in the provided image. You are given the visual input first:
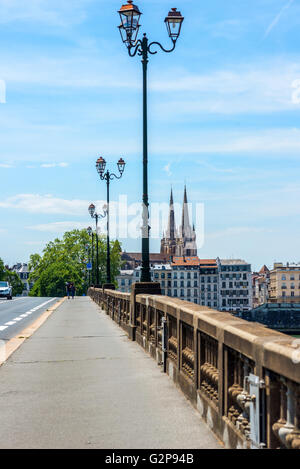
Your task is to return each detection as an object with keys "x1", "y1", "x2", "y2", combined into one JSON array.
[{"x1": 89, "y1": 286, "x2": 300, "y2": 450}]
